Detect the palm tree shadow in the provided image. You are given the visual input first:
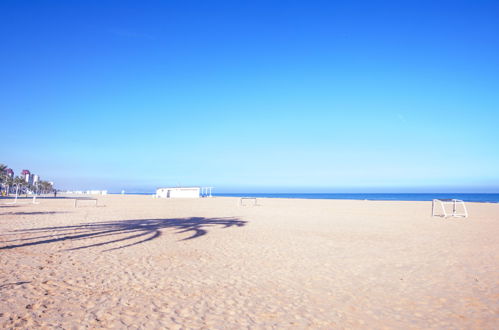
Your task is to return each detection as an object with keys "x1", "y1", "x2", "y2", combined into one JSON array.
[
  {"x1": 0, "y1": 211, "x2": 69, "y2": 216},
  {"x1": 0, "y1": 217, "x2": 246, "y2": 252}
]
